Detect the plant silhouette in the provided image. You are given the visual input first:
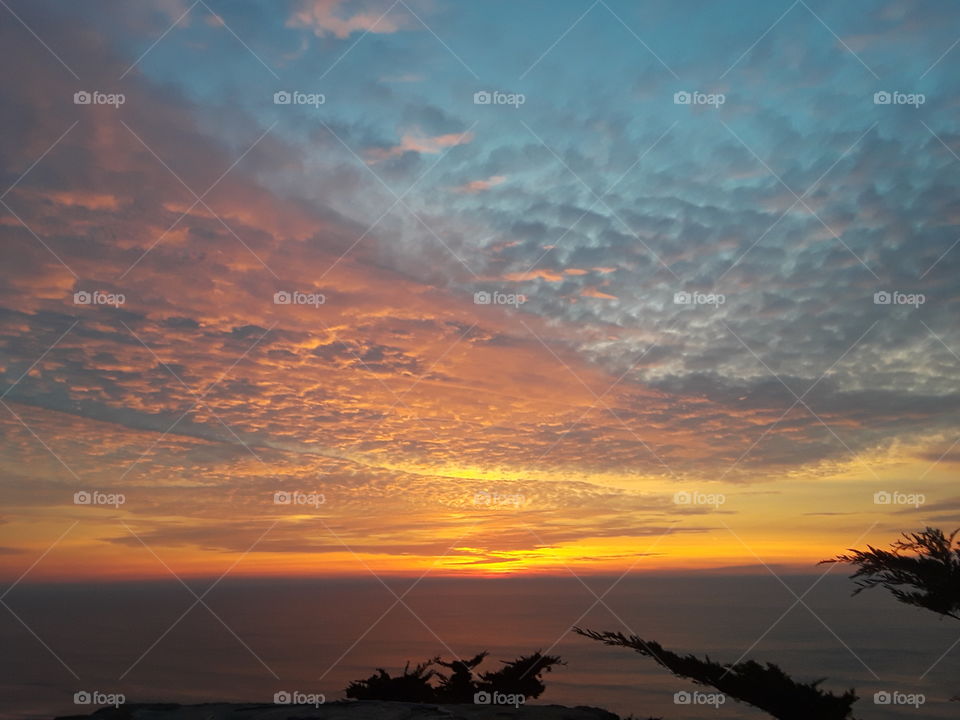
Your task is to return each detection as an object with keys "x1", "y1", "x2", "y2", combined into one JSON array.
[
  {"x1": 824, "y1": 526, "x2": 960, "y2": 701},
  {"x1": 345, "y1": 660, "x2": 439, "y2": 703},
  {"x1": 576, "y1": 527, "x2": 960, "y2": 718},
  {"x1": 435, "y1": 652, "x2": 488, "y2": 703},
  {"x1": 574, "y1": 628, "x2": 857, "y2": 720},
  {"x1": 822, "y1": 526, "x2": 960, "y2": 620},
  {"x1": 345, "y1": 650, "x2": 564, "y2": 704},
  {"x1": 479, "y1": 651, "x2": 565, "y2": 699}
]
